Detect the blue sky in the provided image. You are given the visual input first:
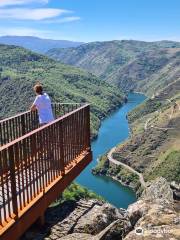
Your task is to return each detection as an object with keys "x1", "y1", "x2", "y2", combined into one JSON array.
[{"x1": 0, "y1": 0, "x2": 179, "y2": 42}]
